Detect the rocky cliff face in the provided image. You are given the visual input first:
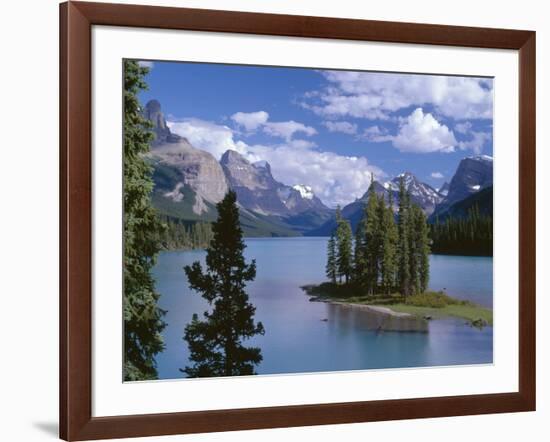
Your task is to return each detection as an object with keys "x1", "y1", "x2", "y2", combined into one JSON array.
[
  {"x1": 220, "y1": 149, "x2": 329, "y2": 217},
  {"x1": 438, "y1": 182, "x2": 450, "y2": 197},
  {"x1": 143, "y1": 99, "x2": 182, "y2": 146},
  {"x1": 151, "y1": 141, "x2": 229, "y2": 208},
  {"x1": 144, "y1": 100, "x2": 228, "y2": 215},
  {"x1": 444, "y1": 155, "x2": 493, "y2": 205},
  {"x1": 431, "y1": 155, "x2": 493, "y2": 219}
]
